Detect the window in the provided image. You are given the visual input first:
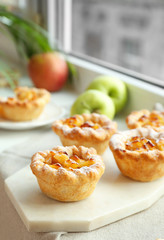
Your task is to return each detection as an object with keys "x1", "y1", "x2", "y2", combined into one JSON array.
[
  {"x1": 71, "y1": 0, "x2": 164, "y2": 87},
  {"x1": 119, "y1": 38, "x2": 142, "y2": 72},
  {"x1": 1, "y1": 0, "x2": 164, "y2": 87}
]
